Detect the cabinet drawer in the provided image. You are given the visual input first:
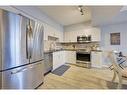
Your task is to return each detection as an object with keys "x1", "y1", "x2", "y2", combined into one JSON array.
[{"x1": 2, "y1": 62, "x2": 44, "y2": 89}]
